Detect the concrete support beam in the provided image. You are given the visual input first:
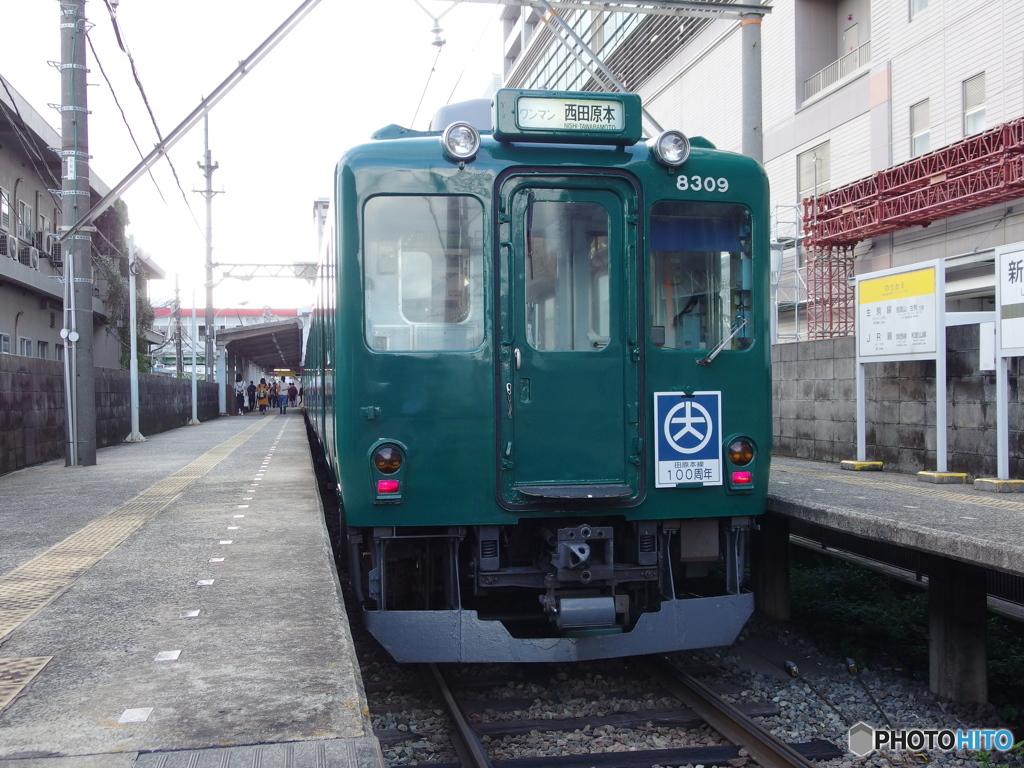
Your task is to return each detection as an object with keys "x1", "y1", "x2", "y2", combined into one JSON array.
[
  {"x1": 928, "y1": 555, "x2": 988, "y2": 703},
  {"x1": 751, "y1": 512, "x2": 790, "y2": 620}
]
